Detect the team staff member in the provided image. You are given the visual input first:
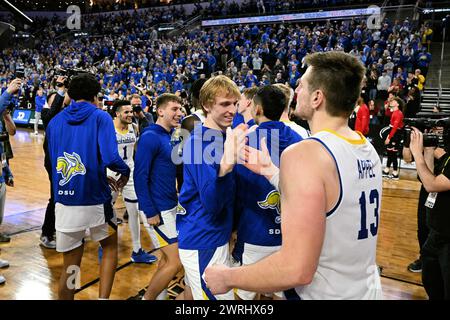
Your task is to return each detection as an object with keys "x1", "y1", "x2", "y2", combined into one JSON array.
[
  {"x1": 134, "y1": 94, "x2": 184, "y2": 300},
  {"x1": 233, "y1": 85, "x2": 302, "y2": 300},
  {"x1": 205, "y1": 52, "x2": 383, "y2": 300},
  {"x1": 40, "y1": 76, "x2": 71, "y2": 249},
  {"x1": 47, "y1": 73, "x2": 130, "y2": 300},
  {"x1": 409, "y1": 127, "x2": 450, "y2": 300},
  {"x1": 177, "y1": 75, "x2": 247, "y2": 300}
]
